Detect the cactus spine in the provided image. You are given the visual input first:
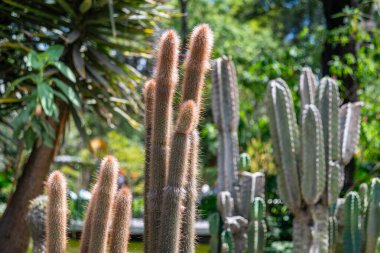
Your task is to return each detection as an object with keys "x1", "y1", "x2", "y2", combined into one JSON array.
[
  {"x1": 46, "y1": 171, "x2": 67, "y2": 253},
  {"x1": 27, "y1": 195, "x2": 47, "y2": 253},
  {"x1": 266, "y1": 68, "x2": 362, "y2": 252},
  {"x1": 89, "y1": 156, "x2": 118, "y2": 253},
  {"x1": 247, "y1": 197, "x2": 266, "y2": 253},
  {"x1": 110, "y1": 187, "x2": 132, "y2": 253}
]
